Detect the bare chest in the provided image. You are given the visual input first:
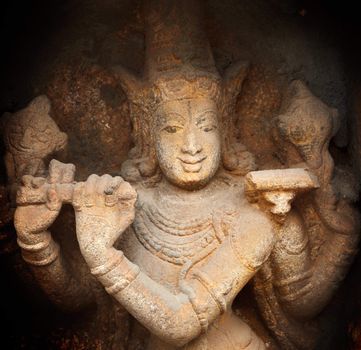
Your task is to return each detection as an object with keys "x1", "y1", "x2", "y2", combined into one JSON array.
[{"x1": 120, "y1": 181, "x2": 248, "y2": 290}]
